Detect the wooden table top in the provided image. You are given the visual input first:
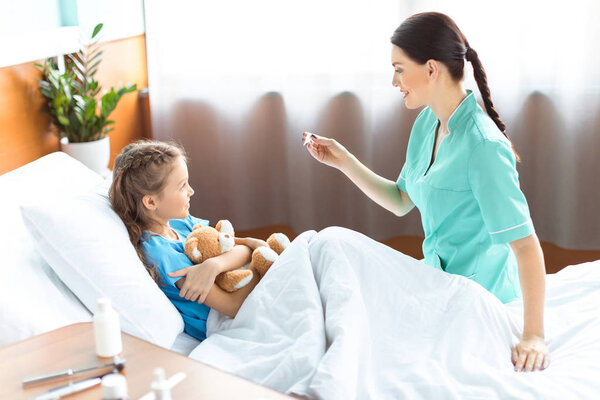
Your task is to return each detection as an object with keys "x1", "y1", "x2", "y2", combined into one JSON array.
[{"x1": 0, "y1": 322, "x2": 295, "y2": 400}]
